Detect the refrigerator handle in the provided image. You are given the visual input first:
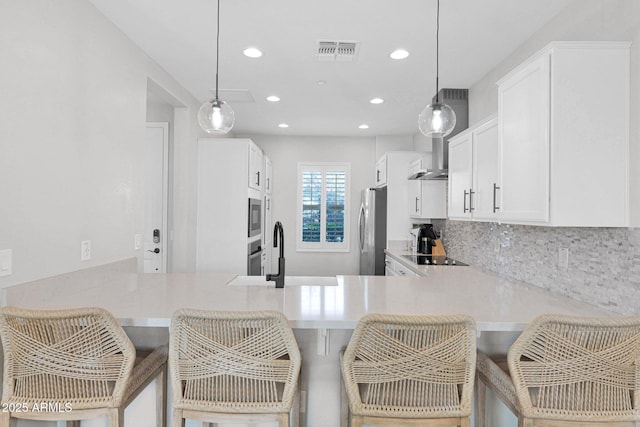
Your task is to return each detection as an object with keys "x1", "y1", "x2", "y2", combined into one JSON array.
[{"x1": 358, "y1": 204, "x2": 365, "y2": 253}]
